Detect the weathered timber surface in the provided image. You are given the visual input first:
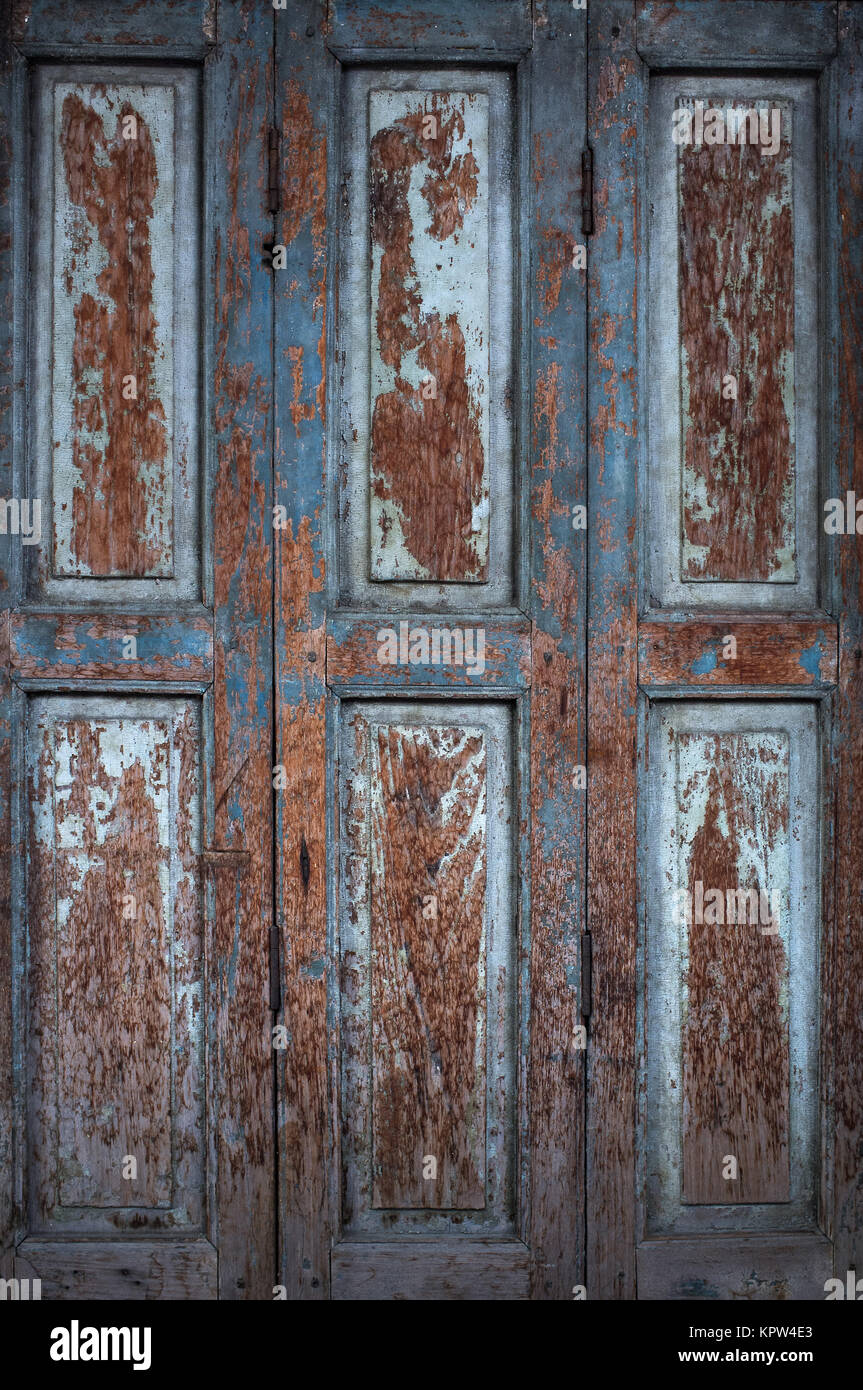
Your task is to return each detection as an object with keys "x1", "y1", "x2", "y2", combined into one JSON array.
[
  {"x1": 10, "y1": 612, "x2": 213, "y2": 683},
  {"x1": 209, "y1": 0, "x2": 274, "y2": 1299},
  {"x1": 275, "y1": 0, "x2": 330, "y2": 1300},
  {"x1": 639, "y1": 620, "x2": 837, "y2": 687},
  {"x1": 528, "y1": 0, "x2": 588, "y2": 1301},
  {"x1": 834, "y1": 0, "x2": 863, "y2": 1276},
  {"x1": 586, "y1": 0, "x2": 639, "y2": 1299}
]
